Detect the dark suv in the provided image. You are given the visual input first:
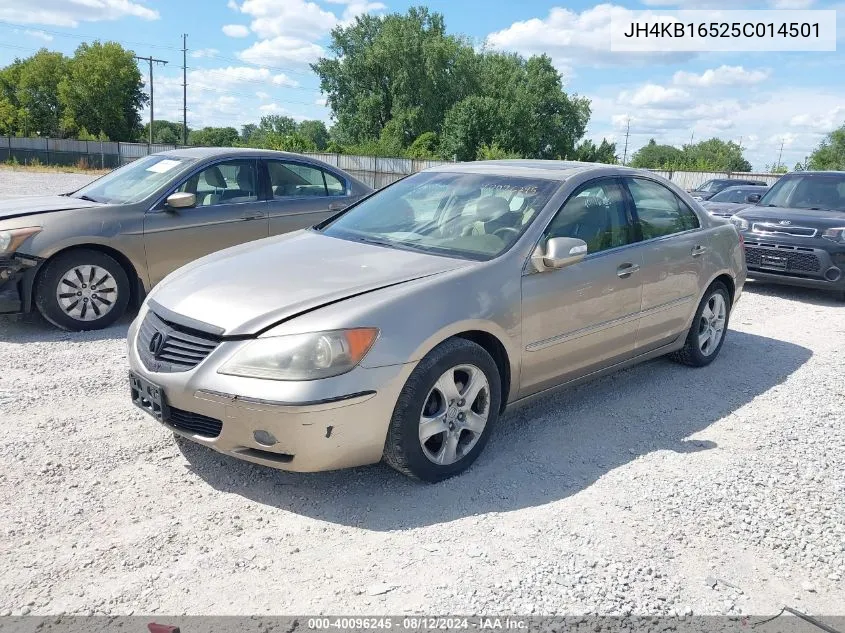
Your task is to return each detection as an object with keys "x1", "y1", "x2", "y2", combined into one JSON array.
[
  {"x1": 730, "y1": 171, "x2": 845, "y2": 300},
  {"x1": 689, "y1": 178, "x2": 769, "y2": 201}
]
